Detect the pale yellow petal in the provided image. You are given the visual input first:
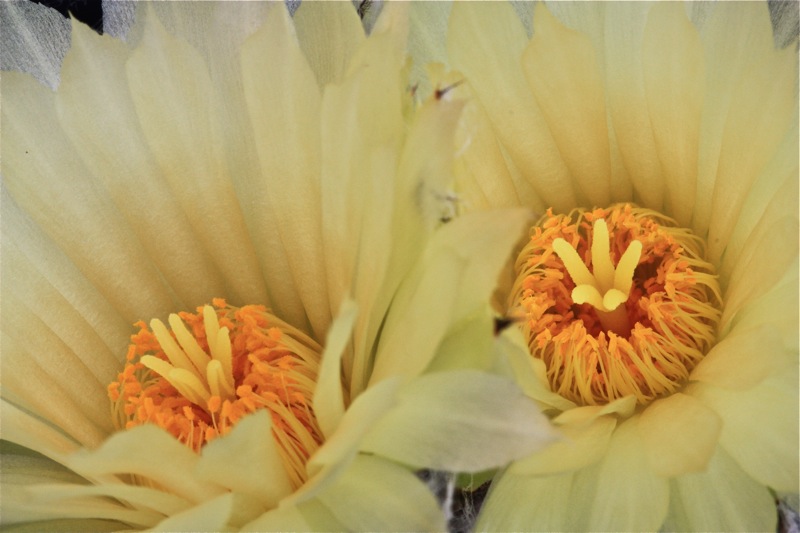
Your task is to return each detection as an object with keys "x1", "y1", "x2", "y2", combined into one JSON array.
[
  {"x1": 448, "y1": 1, "x2": 577, "y2": 211},
  {"x1": 360, "y1": 370, "x2": 558, "y2": 472},
  {"x1": 642, "y1": 3, "x2": 704, "y2": 227},
  {"x1": 294, "y1": 1, "x2": 364, "y2": 88},
  {"x1": 603, "y1": 2, "x2": 665, "y2": 211},
  {"x1": 663, "y1": 446, "x2": 778, "y2": 532},
  {"x1": 150, "y1": 493, "x2": 238, "y2": 533},
  {"x1": 242, "y1": 499, "x2": 343, "y2": 533},
  {"x1": 313, "y1": 300, "x2": 357, "y2": 439},
  {"x1": 195, "y1": 411, "x2": 293, "y2": 508},
  {"x1": 509, "y1": 415, "x2": 616, "y2": 476},
  {"x1": 586, "y1": 416, "x2": 670, "y2": 531},
  {"x1": 0, "y1": 401, "x2": 79, "y2": 461},
  {"x1": 690, "y1": 370, "x2": 799, "y2": 492},
  {"x1": 56, "y1": 21, "x2": 227, "y2": 307},
  {"x1": 706, "y1": 45, "x2": 797, "y2": 263},
  {"x1": 475, "y1": 470, "x2": 574, "y2": 532},
  {"x1": 239, "y1": 3, "x2": 331, "y2": 338},
  {"x1": 407, "y1": 2, "x2": 452, "y2": 100},
  {"x1": 65, "y1": 425, "x2": 225, "y2": 504},
  {"x1": 691, "y1": 322, "x2": 791, "y2": 390},
  {"x1": 0, "y1": 71, "x2": 175, "y2": 320},
  {"x1": 127, "y1": 8, "x2": 268, "y2": 308},
  {"x1": 523, "y1": 3, "x2": 612, "y2": 207},
  {"x1": 694, "y1": 1, "x2": 789, "y2": 238},
  {"x1": 369, "y1": 209, "x2": 531, "y2": 385},
  {"x1": 638, "y1": 393, "x2": 721, "y2": 477},
  {"x1": 316, "y1": 455, "x2": 445, "y2": 532}
]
